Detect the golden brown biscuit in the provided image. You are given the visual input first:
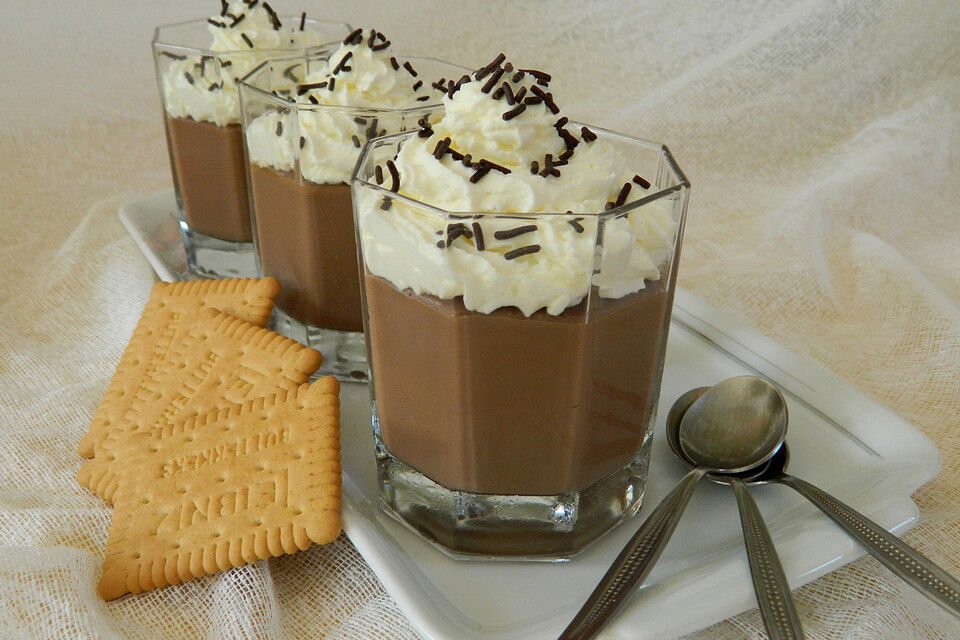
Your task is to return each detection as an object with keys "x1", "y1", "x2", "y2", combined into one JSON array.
[
  {"x1": 78, "y1": 307, "x2": 321, "y2": 503},
  {"x1": 98, "y1": 378, "x2": 341, "y2": 601},
  {"x1": 79, "y1": 278, "x2": 280, "y2": 458}
]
